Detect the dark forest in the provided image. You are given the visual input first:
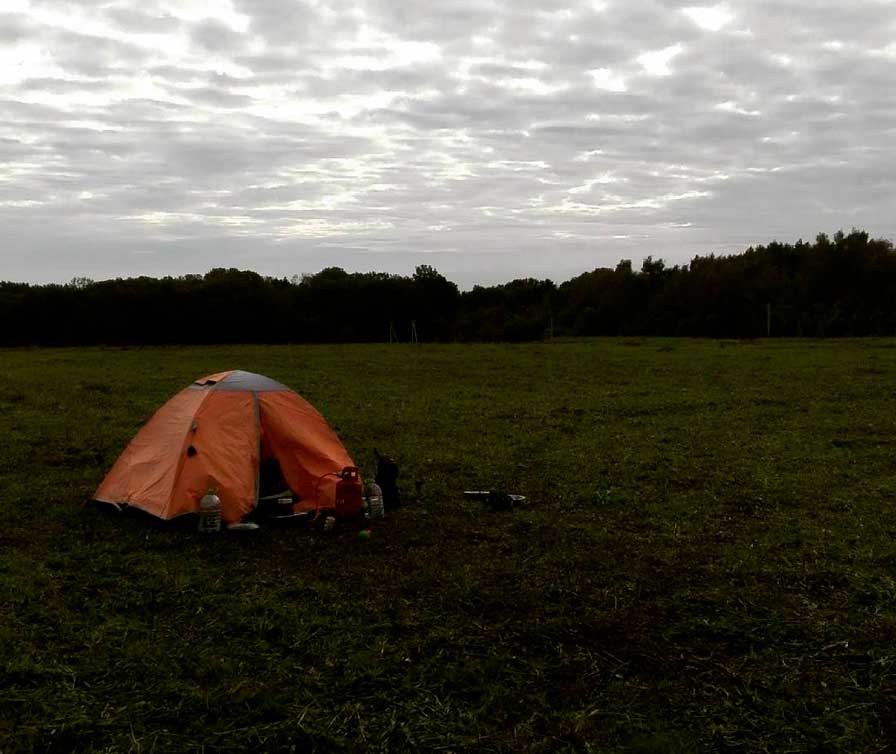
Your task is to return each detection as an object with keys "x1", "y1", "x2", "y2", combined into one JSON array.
[{"x1": 3, "y1": 229, "x2": 894, "y2": 345}]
